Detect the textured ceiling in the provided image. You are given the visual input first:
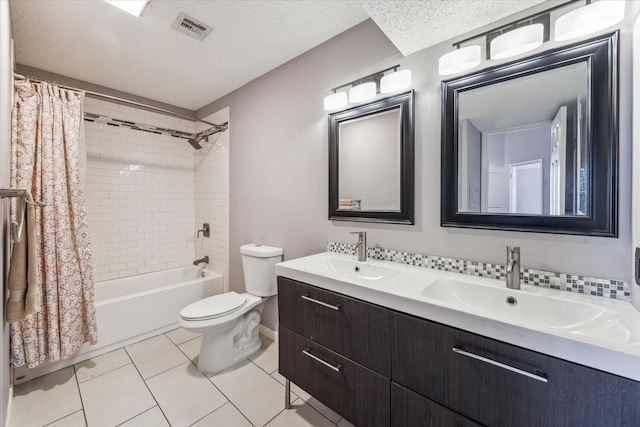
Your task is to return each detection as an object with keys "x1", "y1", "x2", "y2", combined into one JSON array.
[
  {"x1": 11, "y1": 0, "x2": 551, "y2": 111},
  {"x1": 361, "y1": 0, "x2": 549, "y2": 56}
]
